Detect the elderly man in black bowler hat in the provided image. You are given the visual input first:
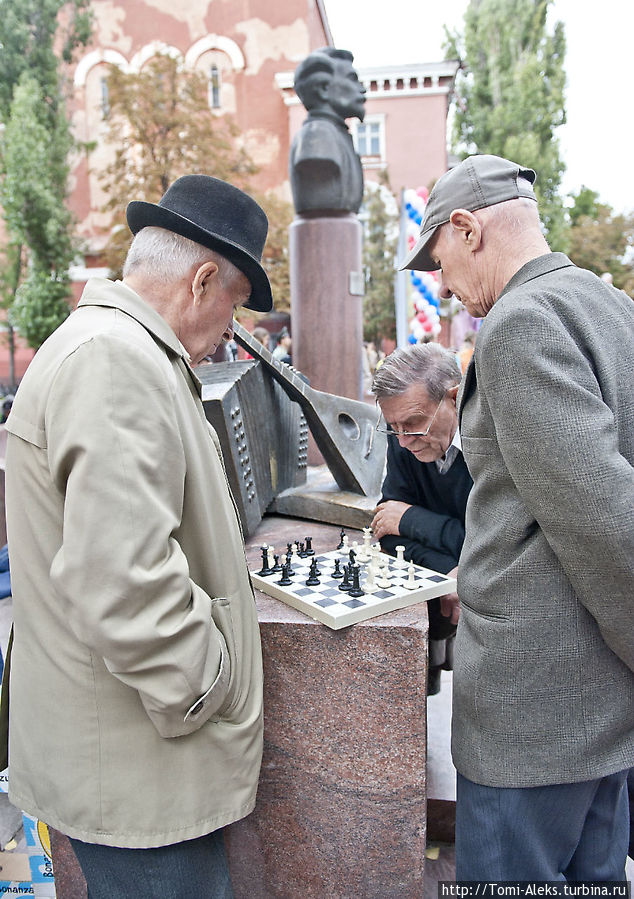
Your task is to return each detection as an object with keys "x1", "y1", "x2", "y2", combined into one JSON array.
[{"x1": 2, "y1": 175, "x2": 272, "y2": 898}]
